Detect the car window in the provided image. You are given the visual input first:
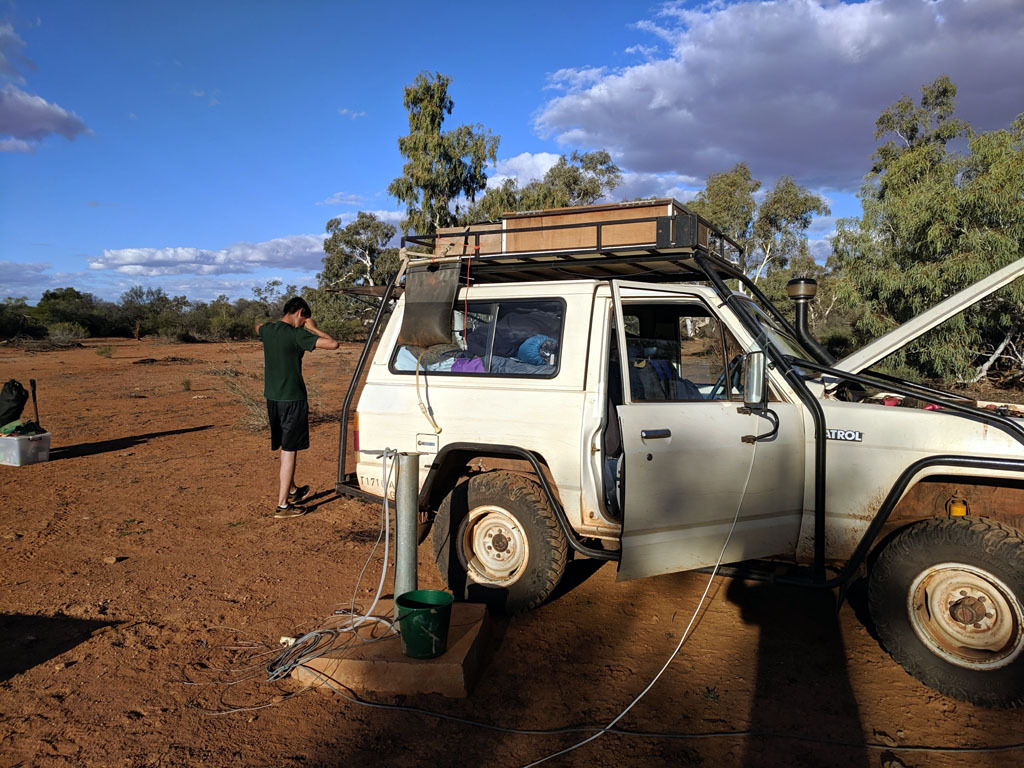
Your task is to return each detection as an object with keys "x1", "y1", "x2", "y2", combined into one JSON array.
[
  {"x1": 618, "y1": 303, "x2": 742, "y2": 402},
  {"x1": 391, "y1": 298, "x2": 564, "y2": 377}
]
